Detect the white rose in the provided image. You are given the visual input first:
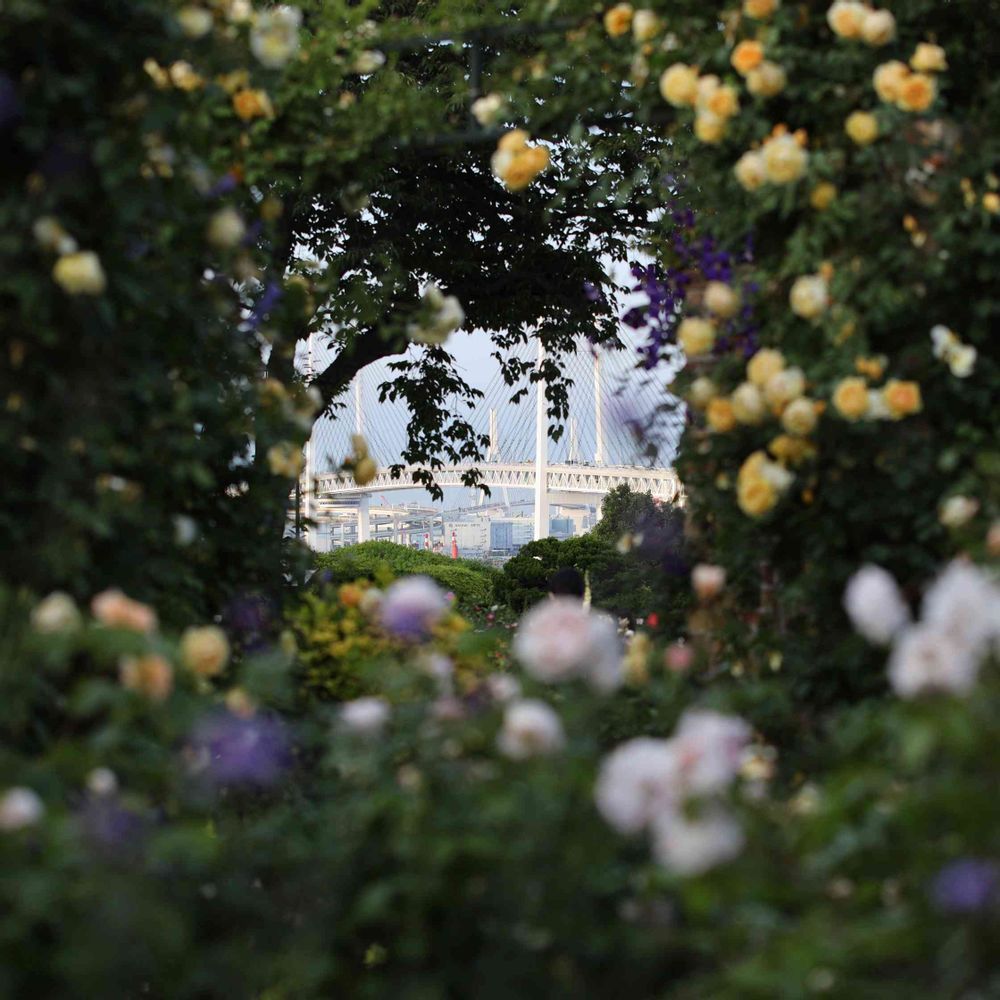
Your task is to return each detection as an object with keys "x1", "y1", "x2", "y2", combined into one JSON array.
[
  {"x1": 339, "y1": 697, "x2": 391, "y2": 737},
  {"x1": 948, "y1": 344, "x2": 977, "y2": 378},
  {"x1": 888, "y1": 624, "x2": 980, "y2": 698},
  {"x1": 651, "y1": 806, "x2": 744, "y2": 875},
  {"x1": 672, "y1": 709, "x2": 752, "y2": 796},
  {"x1": 843, "y1": 565, "x2": 910, "y2": 646},
  {"x1": 30, "y1": 591, "x2": 82, "y2": 633},
  {"x1": 939, "y1": 495, "x2": 979, "y2": 529},
  {"x1": 921, "y1": 561, "x2": 1000, "y2": 657},
  {"x1": 0, "y1": 788, "x2": 45, "y2": 832},
  {"x1": 691, "y1": 564, "x2": 726, "y2": 602},
  {"x1": 594, "y1": 738, "x2": 680, "y2": 834},
  {"x1": 496, "y1": 699, "x2": 565, "y2": 759},
  {"x1": 513, "y1": 597, "x2": 622, "y2": 691}
]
